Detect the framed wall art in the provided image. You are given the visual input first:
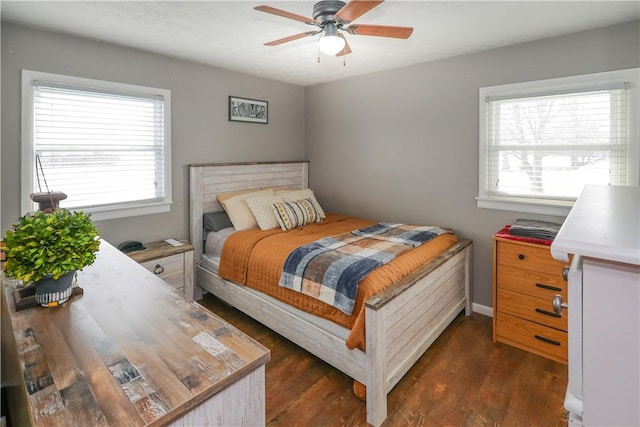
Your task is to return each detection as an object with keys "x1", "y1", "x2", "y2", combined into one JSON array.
[{"x1": 229, "y1": 96, "x2": 268, "y2": 124}]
